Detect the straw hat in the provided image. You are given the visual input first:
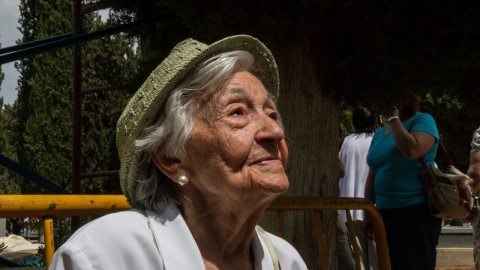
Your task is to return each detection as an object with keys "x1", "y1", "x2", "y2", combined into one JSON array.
[{"x1": 116, "y1": 35, "x2": 280, "y2": 206}]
